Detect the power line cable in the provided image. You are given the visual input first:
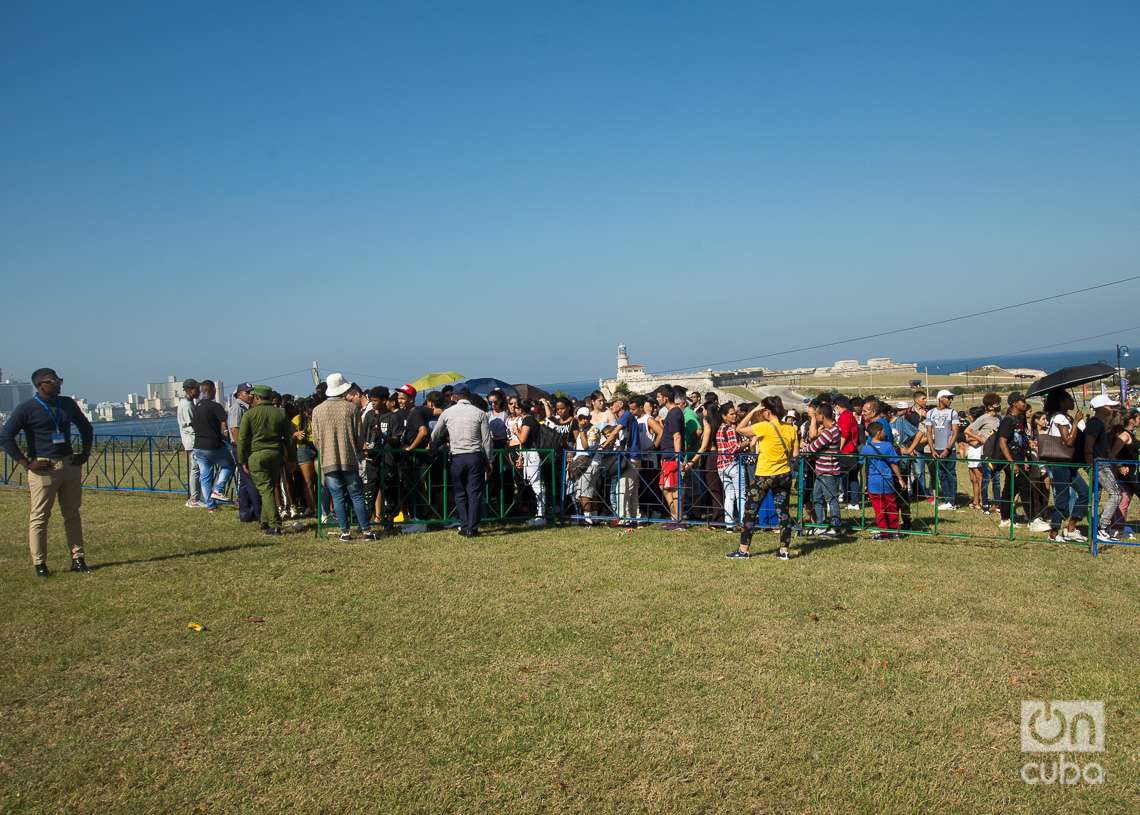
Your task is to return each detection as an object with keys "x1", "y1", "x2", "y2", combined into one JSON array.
[{"x1": 651, "y1": 274, "x2": 1140, "y2": 375}]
